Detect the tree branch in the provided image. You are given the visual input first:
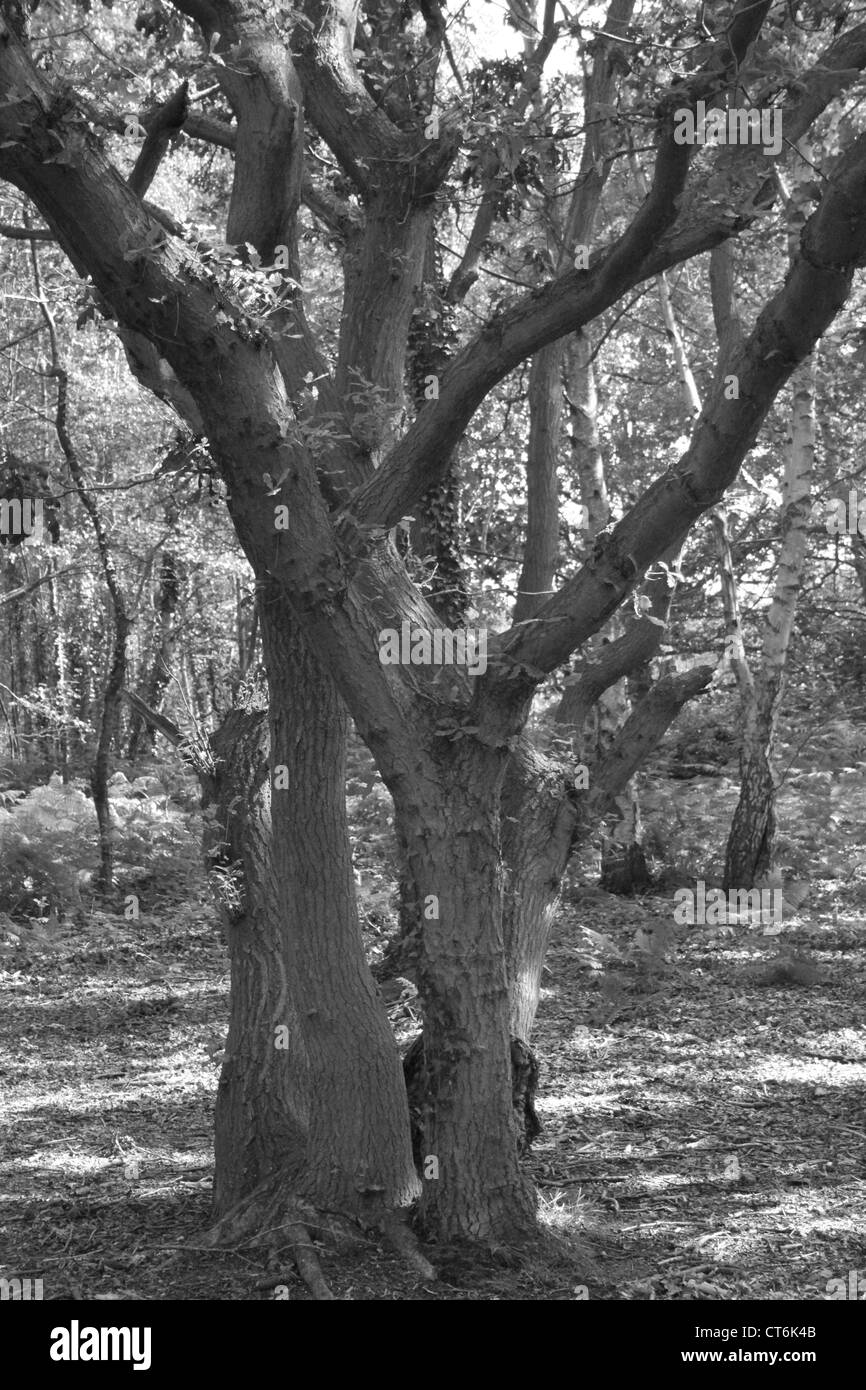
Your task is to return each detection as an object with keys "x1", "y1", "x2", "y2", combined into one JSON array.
[
  {"x1": 483, "y1": 129, "x2": 866, "y2": 698},
  {"x1": 170, "y1": 0, "x2": 304, "y2": 262},
  {"x1": 292, "y1": 0, "x2": 457, "y2": 197},
  {"x1": 0, "y1": 221, "x2": 52, "y2": 239},
  {"x1": 128, "y1": 81, "x2": 191, "y2": 199},
  {"x1": 346, "y1": 0, "x2": 774, "y2": 530},
  {"x1": 583, "y1": 666, "x2": 716, "y2": 820},
  {"x1": 445, "y1": 2, "x2": 562, "y2": 304},
  {"x1": 122, "y1": 687, "x2": 184, "y2": 748}
]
